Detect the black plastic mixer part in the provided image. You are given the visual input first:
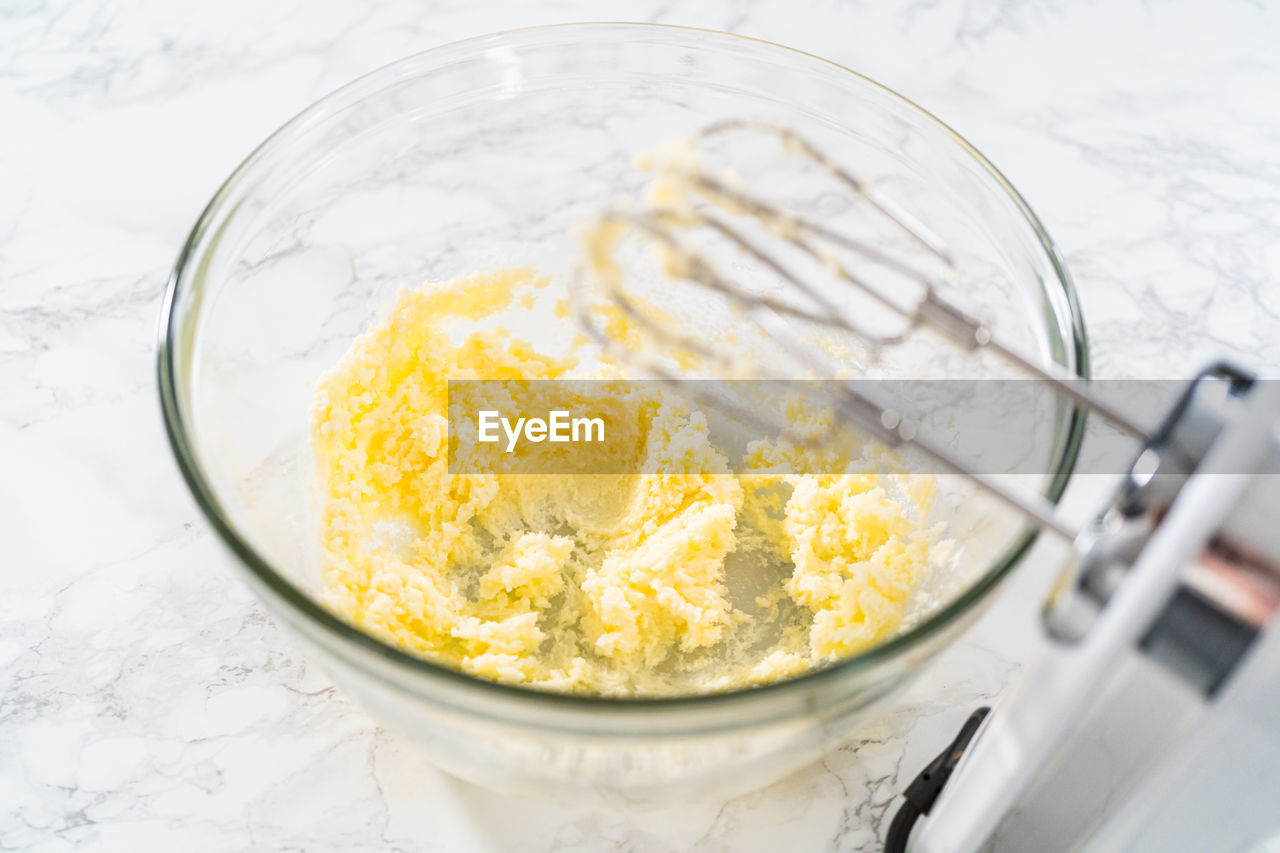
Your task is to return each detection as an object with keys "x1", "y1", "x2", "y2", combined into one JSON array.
[{"x1": 884, "y1": 706, "x2": 991, "y2": 853}]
